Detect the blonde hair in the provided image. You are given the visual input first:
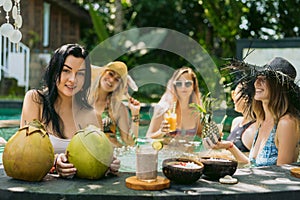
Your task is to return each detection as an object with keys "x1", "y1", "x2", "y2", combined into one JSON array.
[{"x1": 89, "y1": 65, "x2": 127, "y2": 121}]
